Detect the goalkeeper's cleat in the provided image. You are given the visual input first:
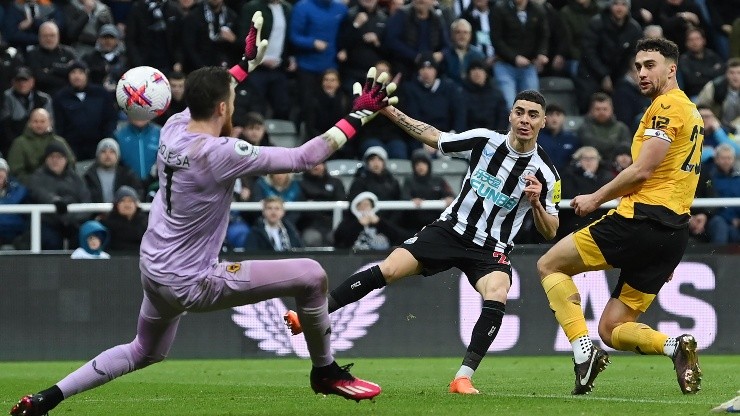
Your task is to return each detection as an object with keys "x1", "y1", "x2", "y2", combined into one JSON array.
[
  {"x1": 449, "y1": 376, "x2": 480, "y2": 394},
  {"x1": 671, "y1": 334, "x2": 702, "y2": 394},
  {"x1": 284, "y1": 310, "x2": 303, "y2": 335},
  {"x1": 310, "y1": 362, "x2": 381, "y2": 402},
  {"x1": 711, "y1": 391, "x2": 740, "y2": 413},
  {"x1": 571, "y1": 346, "x2": 610, "y2": 395},
  {"x1": 9, "y1": 394, "x2": 47, "y2": 416}
]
